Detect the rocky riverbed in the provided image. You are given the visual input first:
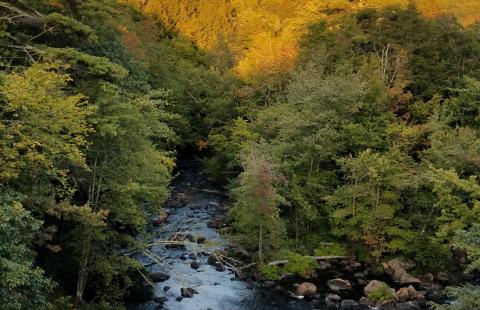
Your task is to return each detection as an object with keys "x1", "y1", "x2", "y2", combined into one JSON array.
[
  {"x1": 126, "y1": 159, "x2": 476, "y2": 310},
  {"x1": 126, "y1": 159, "x2": 314, "y2": 310}
]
